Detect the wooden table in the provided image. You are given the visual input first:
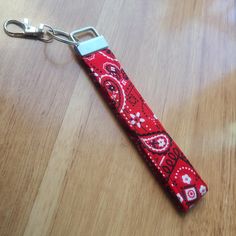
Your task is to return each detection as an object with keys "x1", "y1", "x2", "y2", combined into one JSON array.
[{"x1": 0, "y1": 1, "x2": 235, "y2": 235}]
